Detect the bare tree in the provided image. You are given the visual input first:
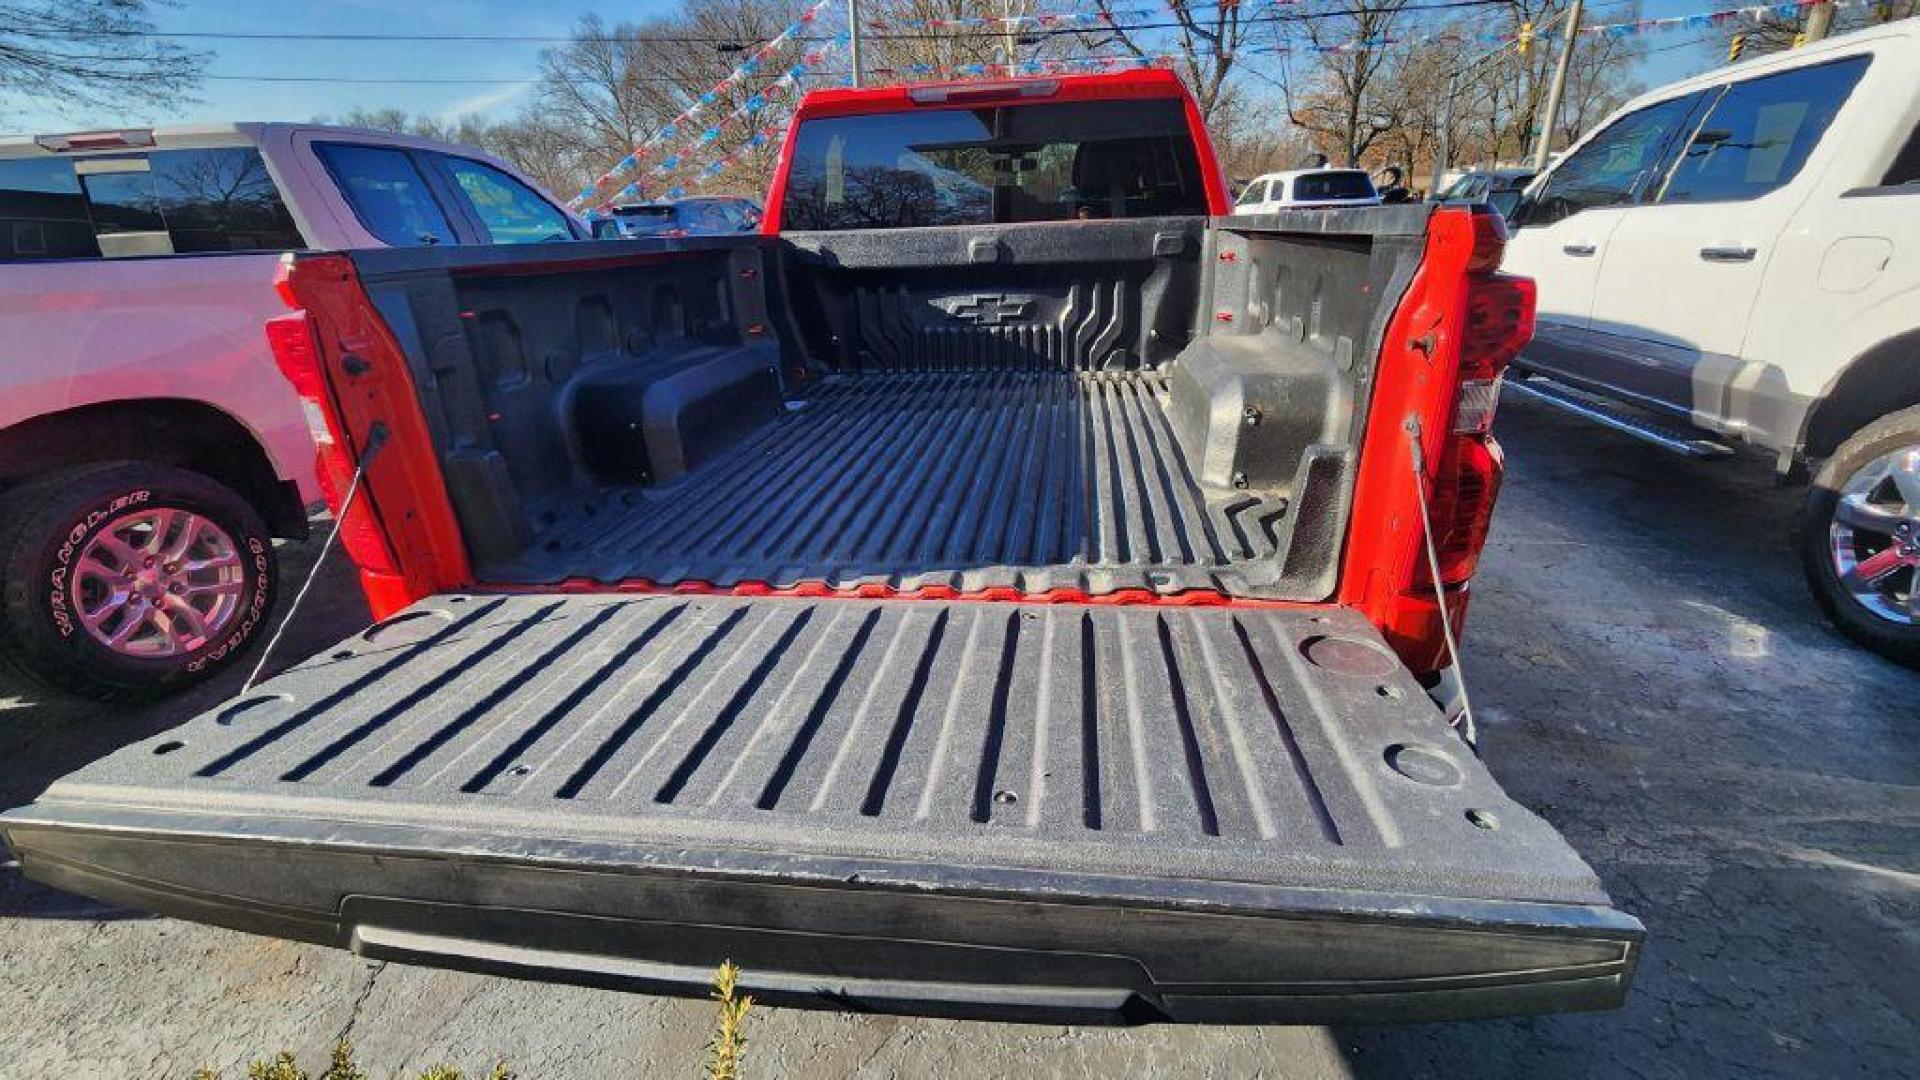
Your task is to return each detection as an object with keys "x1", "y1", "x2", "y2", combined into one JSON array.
[
  {"x1": 1087, "y1": 0, "x2": 1251, "y2": 121},
  {"x1": 859, "y1": 0, "x2": 1071, "y2": 78},
  {"x1": 534, "y1": 0, "x2": 818, "y2": 204},
  {"x1": 0, "y1": 0, "x2": 207, "y2": 115},
  {"x1": 1273, "y1": 0, "x2": 1415, "y2": 166},
  {"x1": 1705, "y1": 0, "x2": 1913, "y2": 63}
]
